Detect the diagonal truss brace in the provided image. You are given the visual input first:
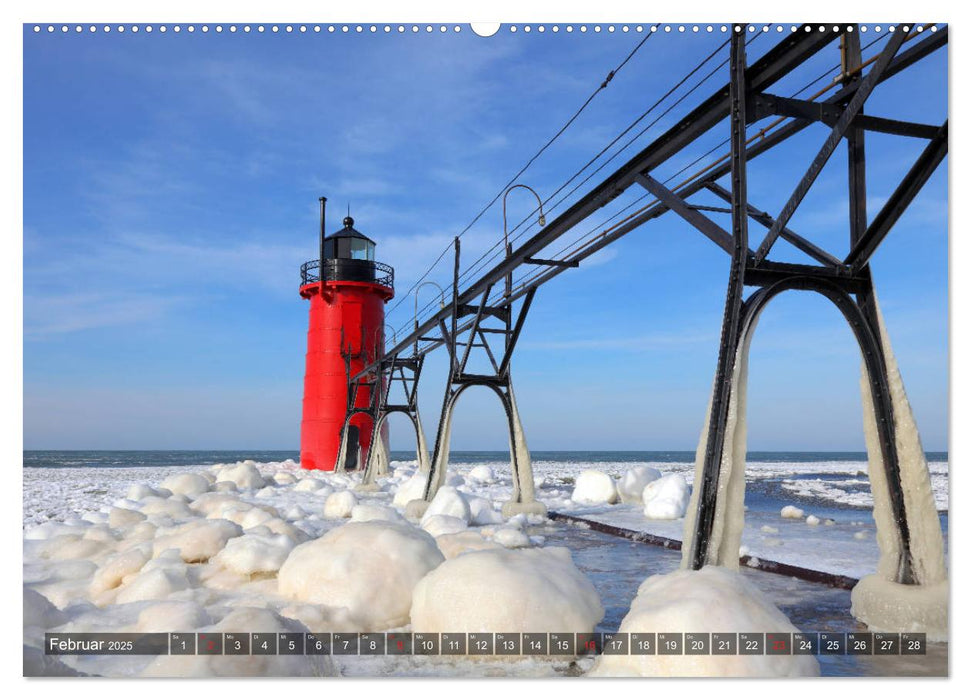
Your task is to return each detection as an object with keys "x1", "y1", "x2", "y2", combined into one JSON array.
[
  {"x1": 753, "y1": 24, "x2": 912, "y2": 264},
  {"x1": 635, "y1": 173, "x2": 735, "y2": 254},
  {"x1": 844, "y1": 120, "x2": 948, "y2": 272},
  {"x1": 704, "y1": 181, "x2": 843, "y2": 267}
]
